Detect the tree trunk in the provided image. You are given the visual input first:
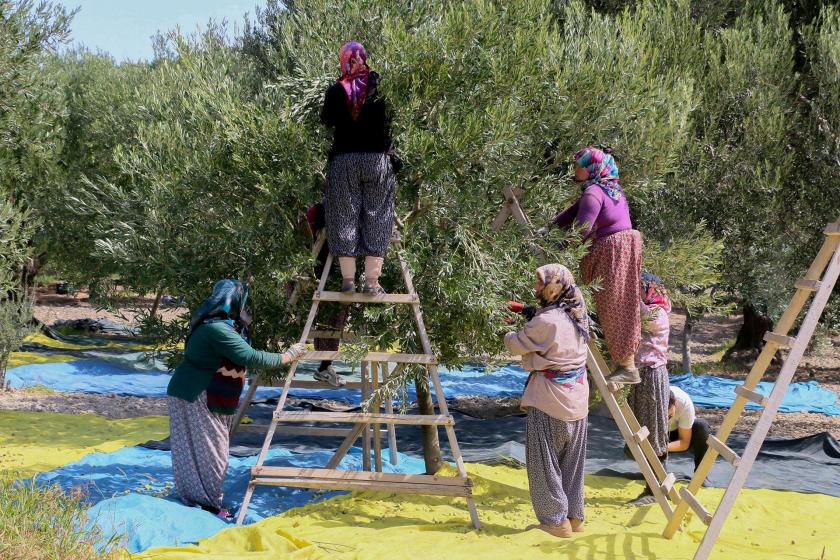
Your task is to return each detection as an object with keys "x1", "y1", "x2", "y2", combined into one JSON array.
[
  {"x1": 414, "y1": 373, "x2": 443, "y2": 474},
  {"x1": 150, "y1": 288, "x2": 163, "y2": 318},
  {"x1": 724, "y1": 304, "x2": 774, "y2": 362},
  {"x1": 682, "y1": 308, "x2": 694, "y2": 373}
]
